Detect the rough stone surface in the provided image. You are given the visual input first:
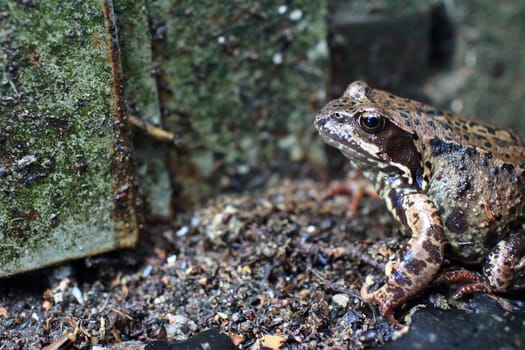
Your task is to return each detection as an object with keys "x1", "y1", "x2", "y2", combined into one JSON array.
[
  {"x1": 380, "y1": 295, "x2": 525, "y2": 350},
  {"x1": 0, "y1": 1, "x2": 138, "y2": 276}
]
